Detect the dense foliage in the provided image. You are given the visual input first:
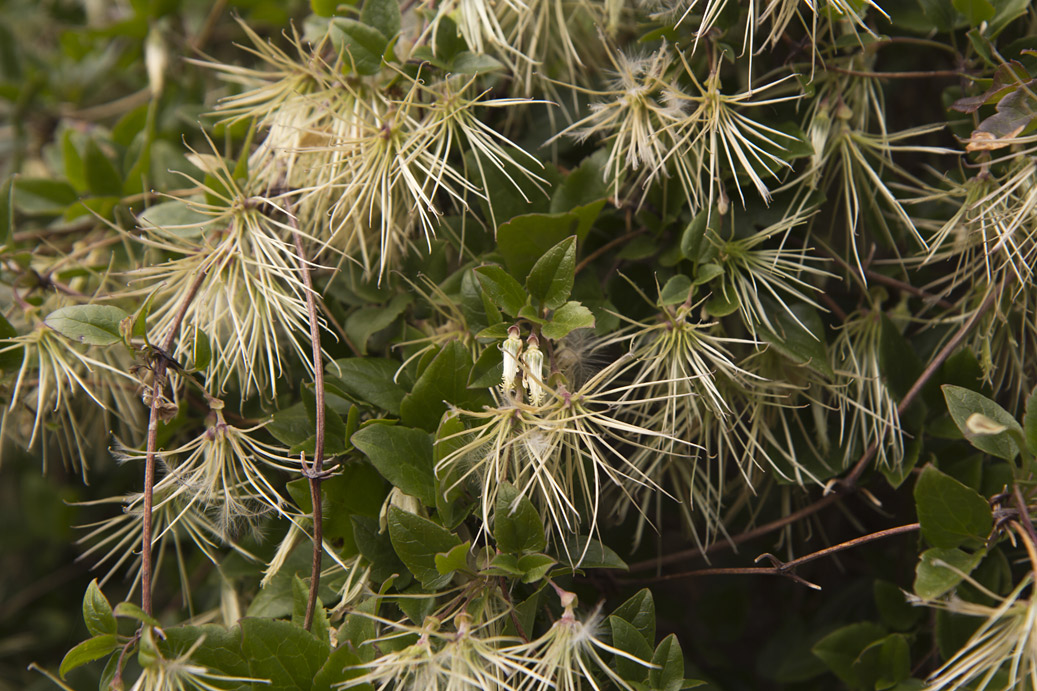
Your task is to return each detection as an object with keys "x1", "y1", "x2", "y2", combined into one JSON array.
[{"x1": 2, "y1": 0, "x2": 1037, "y2": 689}]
